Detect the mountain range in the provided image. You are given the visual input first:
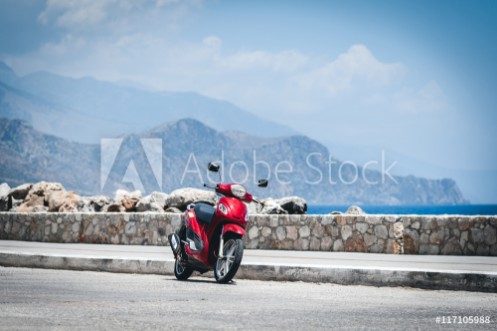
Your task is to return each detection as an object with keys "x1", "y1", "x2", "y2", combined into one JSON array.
[
  {"x1": 0, "y1": 117, "x2": 466, "y2": 205},
  {"x1": 0, "y1": 61, "x2": 467, "y2": 204},
  {"x1": 0, "y1": 61, "x2": 295, "y2": 143}
]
